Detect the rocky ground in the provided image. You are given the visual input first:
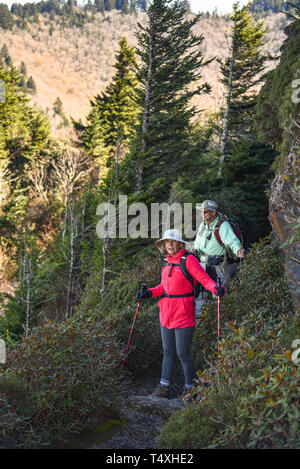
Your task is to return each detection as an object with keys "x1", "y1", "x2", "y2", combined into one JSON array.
[
  {"x1": 50, "y1": 368, "x2": 187, "y2": 449},
  {"x1": 91, "y1": 378, "x2": 185, "y2": 450}
]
